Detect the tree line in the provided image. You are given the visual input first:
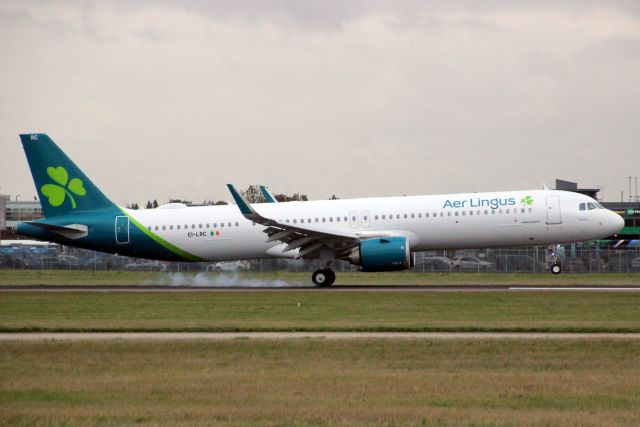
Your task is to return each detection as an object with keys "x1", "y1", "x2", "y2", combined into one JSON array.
[{"x1": 125, "y1": 185, "x2": 339, "y2": 209}]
